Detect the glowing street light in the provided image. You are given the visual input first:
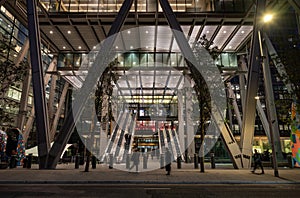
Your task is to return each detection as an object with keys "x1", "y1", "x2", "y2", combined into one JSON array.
[{"x1": 263, "y1": 13, "x2": 273, "y2": 23}]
